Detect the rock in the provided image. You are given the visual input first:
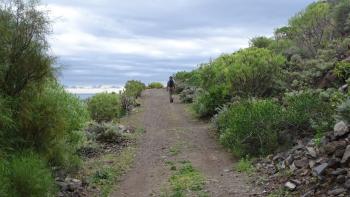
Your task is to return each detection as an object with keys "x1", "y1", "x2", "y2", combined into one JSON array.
[
  {"x1": 309, "y1": 160, "x2": 316, "y2": 168},
  {"x1": 316, "y1": 158, "x2": 327, "y2": 164},
  {"x1": 328, "y1": 158, "x2": 341, "y2": 168},
  {"x1": 313, "y1": 163, "x2": 328, "y2": 176},
  {"x1": 341, "y1": 145, "x2": 350, "y2": 164},
  {"x1": 301, "y1": 190, "x2": 314, "y2": 197},
  {"x1": 267, "y1": 154, "x2": 273, "y2": 161},
  {"x1": 273, "y1": 154, "x2": 284, "y2": 161},
  {"x1": 336, "y1": 175, "x2": 346, "y2": 183},
  {"x1": 324, "y1": 141, "x2": 347, "y2": 155},
  {"x1": 280, "y1": 161, "x2": 286, "y2": 169},
  {"x1": 339, "y1": 84, "x2": 349, "y2": 92},
  {"x1": 293, "y1": 150, "x2": 304, "y2": 159},
  {"x1": 331, "y1": 168, "x2": 347, "y2": 176},
  {"x1": 252, "y1": 119, "x2": 350, "y2": 197},
  {"x1": 294, "y1": 159, "x2": 309, "y2": 169},
  {"x1": 290, "y1": 162, "x2": 297, "y2": 172},
  {"x1": 344, "y1": 179, "x2": 350, "y2": 189},
  {"x1": 118, "y1": 125, "x2": 127, "y2": 132},
  {"x1": 291, "y1": 144, "x2": 305, "y2": 153},
  {"x1": 301, "y1": 169, "x2": 310, "y2": 176},
  {"x1": 285, "y1": 154, "x2": 294, "y2": 166},
  {"x1": 327, "y1": 188, "x2": 346, "y2": 196},
  {"x1": 335, "y1": 148, "x2": 346, "y2": 158},
  {"x1": 306, "y1": 147, "x2": 317, "y2": 158},
  {"x1": 64, "y1": 178, "x2": 82, "y2": 192},
  {"x1": 334, "y1": 121, "x2": 349, "y2": 137},
  {"x1": 291, "y1": 179, "x2": 302, "y2": 185},
  {"x1": 285, "y1": 181, "x2": 296, "y2": 190},
  {"x1": 56, "y1": 181, "x2": 68, "y2": 191}
]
